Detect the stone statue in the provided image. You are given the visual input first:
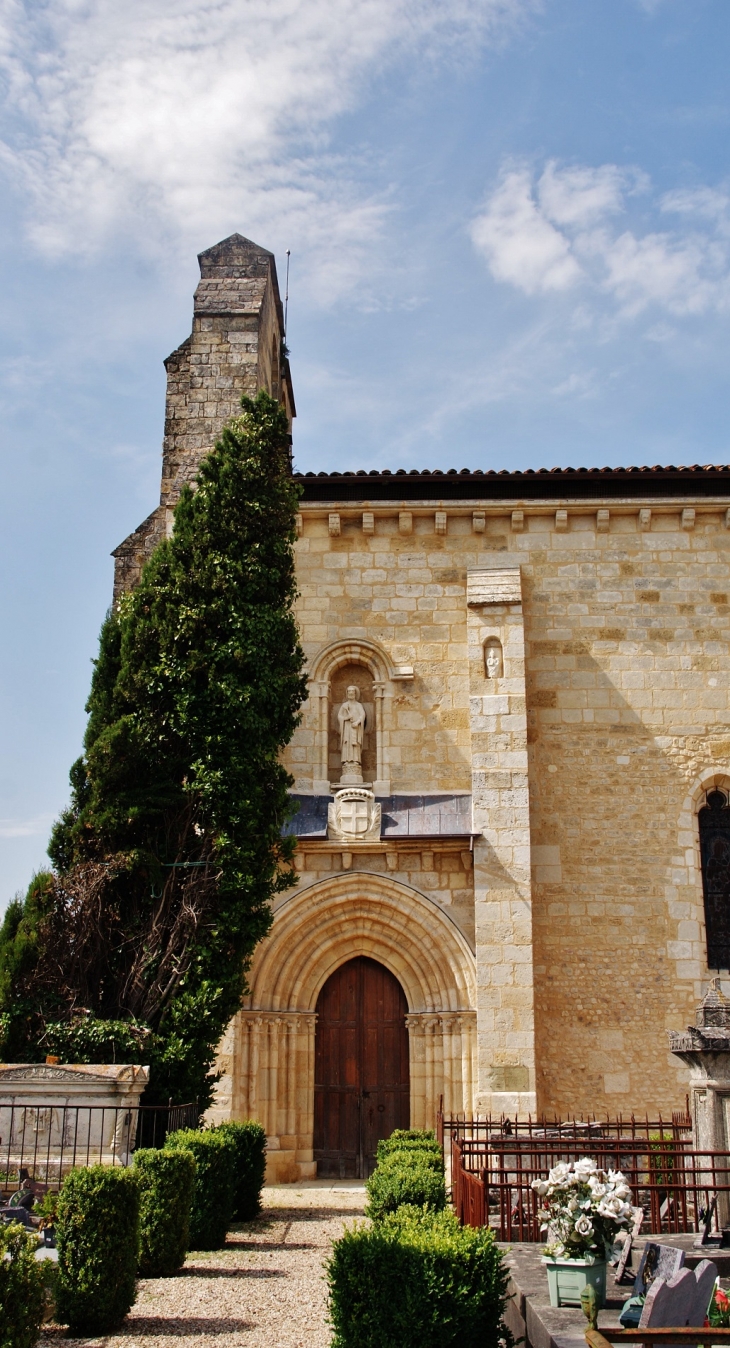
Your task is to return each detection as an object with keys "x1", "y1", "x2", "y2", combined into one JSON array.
[
  {"x1": 338, "y1": 685, "x2": 366, "y2": 783},
  {"x1": 484, "y1": 639, "x2": 503, "y2": 680}
]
